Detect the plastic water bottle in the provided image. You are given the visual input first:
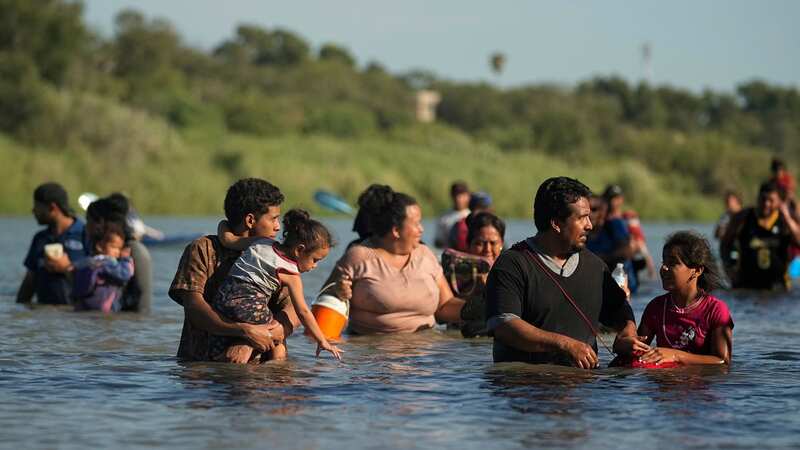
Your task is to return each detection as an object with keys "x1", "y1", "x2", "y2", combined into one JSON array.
[{"x1": 612, "y1": 263, "x2": 627, "y2": 288}]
